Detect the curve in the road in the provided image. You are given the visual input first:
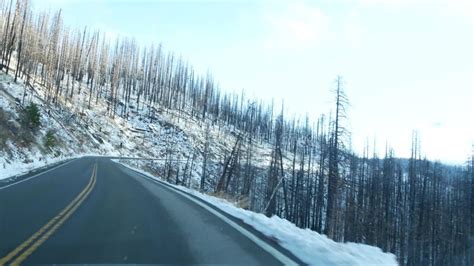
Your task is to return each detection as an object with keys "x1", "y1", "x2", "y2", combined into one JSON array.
[{"x1": 0, "y1": 157, "x2": 301, "y2": 265}]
